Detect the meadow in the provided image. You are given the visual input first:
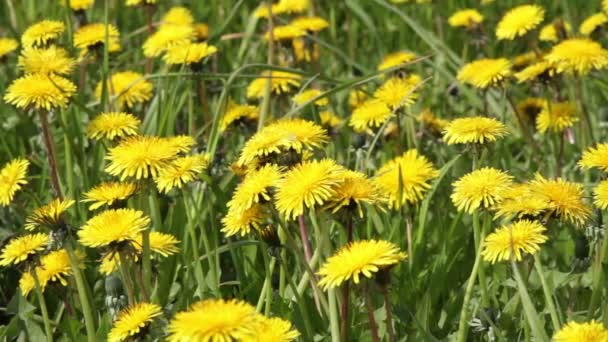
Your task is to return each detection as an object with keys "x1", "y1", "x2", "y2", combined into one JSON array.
[{"x1": 1, "y1": 0, "x2": 608, "y2": 341}]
